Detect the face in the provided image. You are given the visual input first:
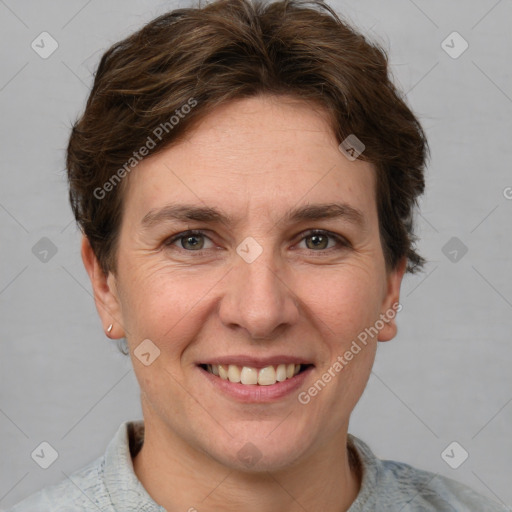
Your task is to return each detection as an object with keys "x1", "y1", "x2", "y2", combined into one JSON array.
[{"x1": 84, "y1": 94, "x2": 405, "y2": 472}]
